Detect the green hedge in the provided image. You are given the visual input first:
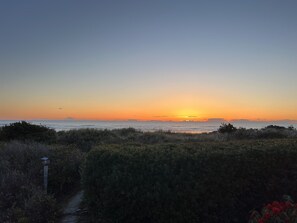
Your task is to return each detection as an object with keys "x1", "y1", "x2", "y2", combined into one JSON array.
[{"x1": 82, "y1": 139, "x2": 297, "y2": 223}]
